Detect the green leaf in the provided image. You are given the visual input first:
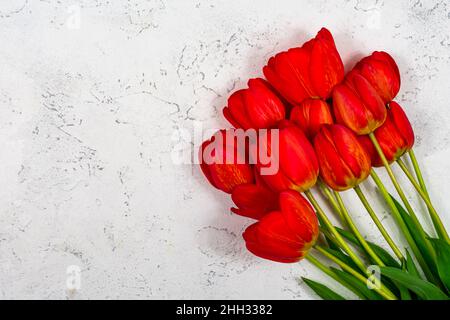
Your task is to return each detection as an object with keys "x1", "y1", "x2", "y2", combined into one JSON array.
[
  {"x1": 400, "y1": 250, "x2": 421, "y2": 300},
  {"x1": 317, "y1": 216, "x2": 341, "y2": 252},
  {"x1": 380, "y1": 267, "x2": 448, "y2": 300},
  {"x1": 302, "y1": 277, "x2": 346, "y2": 300},
  {"x1": 322, "y1": 247, "x2": 362, "y2": 274},
  {"x1": 397, "y1": 256, "x2": 413, "y2": 300},
  {"x1": 325, "y1": 234, "x2": 341, "y2": 251},
  {"x1": 429, "y1": 238, "x2": 450, "y2": 291},
  {"x1": 329, "y1": 267, "x2": 383, "y2": 300},
  {"x1": 389, "y1": 195, "x2": 438, "y2": 280},
  {"x1": 335, "y1": 226, "x2": 401, "y2": 268},
  {"x1": 398, "y1": 282, "x2": 412, "y2": 300},
  {"x1": 405, "y1": 249, "x2": 421, "y2": 279}
]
